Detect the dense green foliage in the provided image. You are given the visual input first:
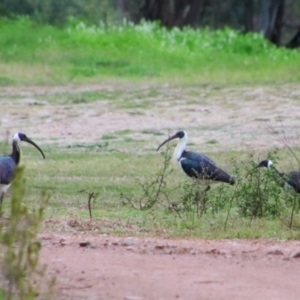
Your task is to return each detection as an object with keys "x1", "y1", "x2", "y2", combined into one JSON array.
[{"x1": 0, "y1": 17, "x2": 300, "y2": 85}]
